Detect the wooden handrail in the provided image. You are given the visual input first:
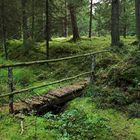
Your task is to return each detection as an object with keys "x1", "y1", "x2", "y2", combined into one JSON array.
[
  {"x1": 0, "y1": 50, "x2": 109, "y2": 68},
  {"x1": 0, "y1": 71, "x2": 92, "y2": 98},
  {"x1": 0, "y1": 50, "x2": 109, "y2": 113}
]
